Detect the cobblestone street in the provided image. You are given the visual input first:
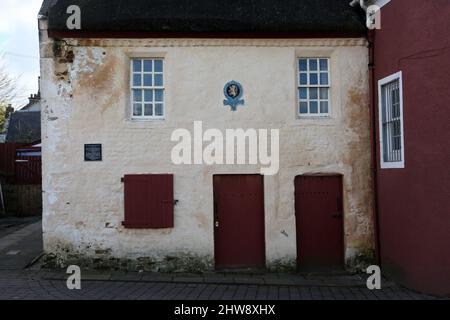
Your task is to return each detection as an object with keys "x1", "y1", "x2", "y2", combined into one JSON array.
[{"x1": 0, "y1": 219, "x2": 445, "y2": 300}]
